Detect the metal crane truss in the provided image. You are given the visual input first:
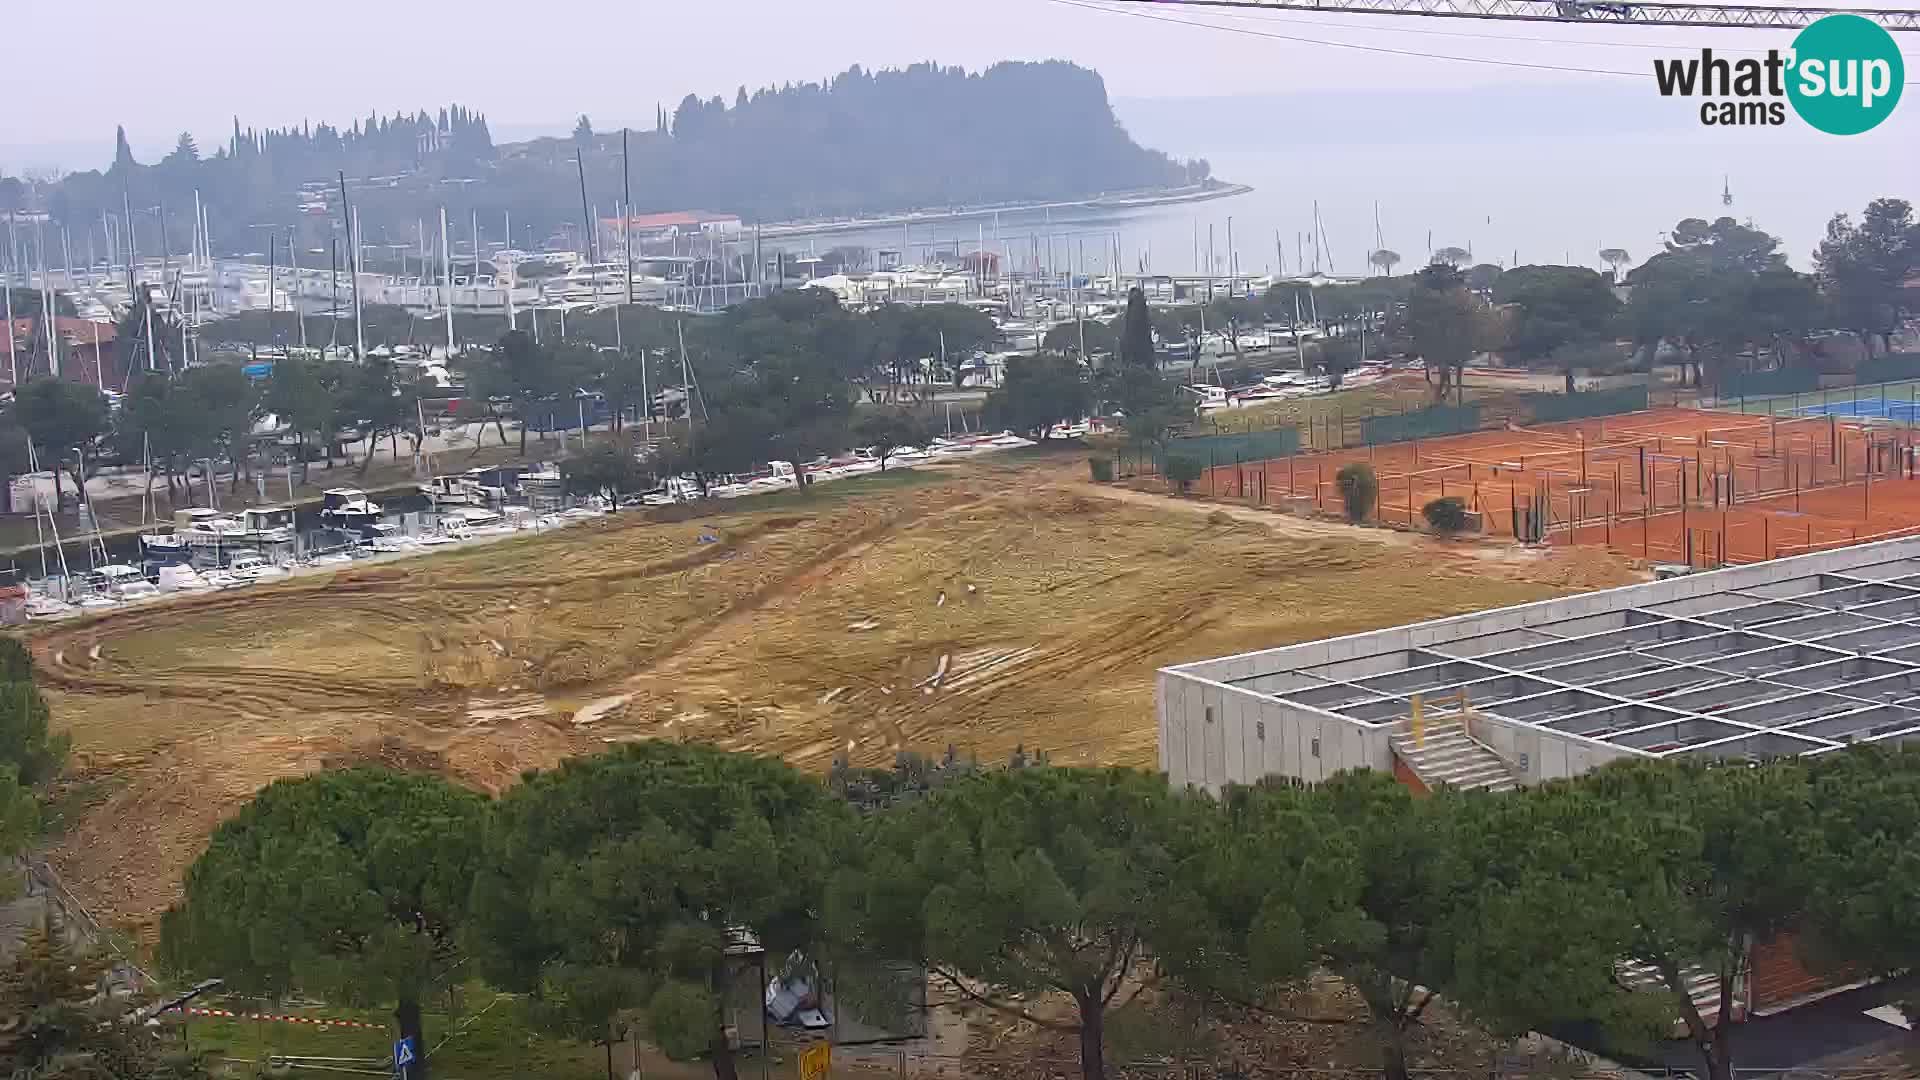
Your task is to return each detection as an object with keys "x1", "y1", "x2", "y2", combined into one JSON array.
[{"x1": 1101, "y1": 0, "x2": 1920, "y2": 32}]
